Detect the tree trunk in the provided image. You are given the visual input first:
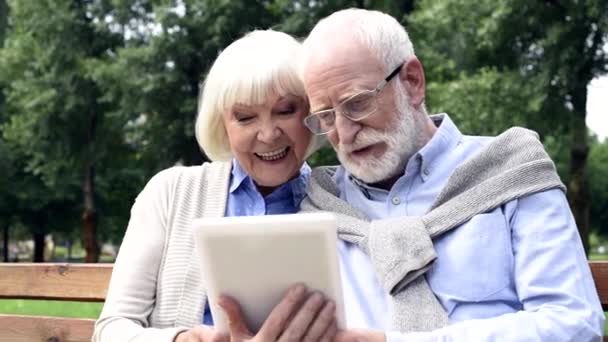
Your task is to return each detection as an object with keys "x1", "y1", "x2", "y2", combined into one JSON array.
[
  {"x1": 2, "y1": 223, "x2": 8, "y2": 262},
  {"x1": 83, "y1": 162, "x2": 99, "y2": 262},
  {"x1": 33, "y1": 231, "x2": 45, "y2": 262},
  {"x1": 67, "y1": 239, "x2": 73, "y2": 261},
  {"x1": 82, "y1": 110, "x2": 99, "y2": 263},
  {"x1": 567, "y1": 87, "x2": 590, "y2": 255}
]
